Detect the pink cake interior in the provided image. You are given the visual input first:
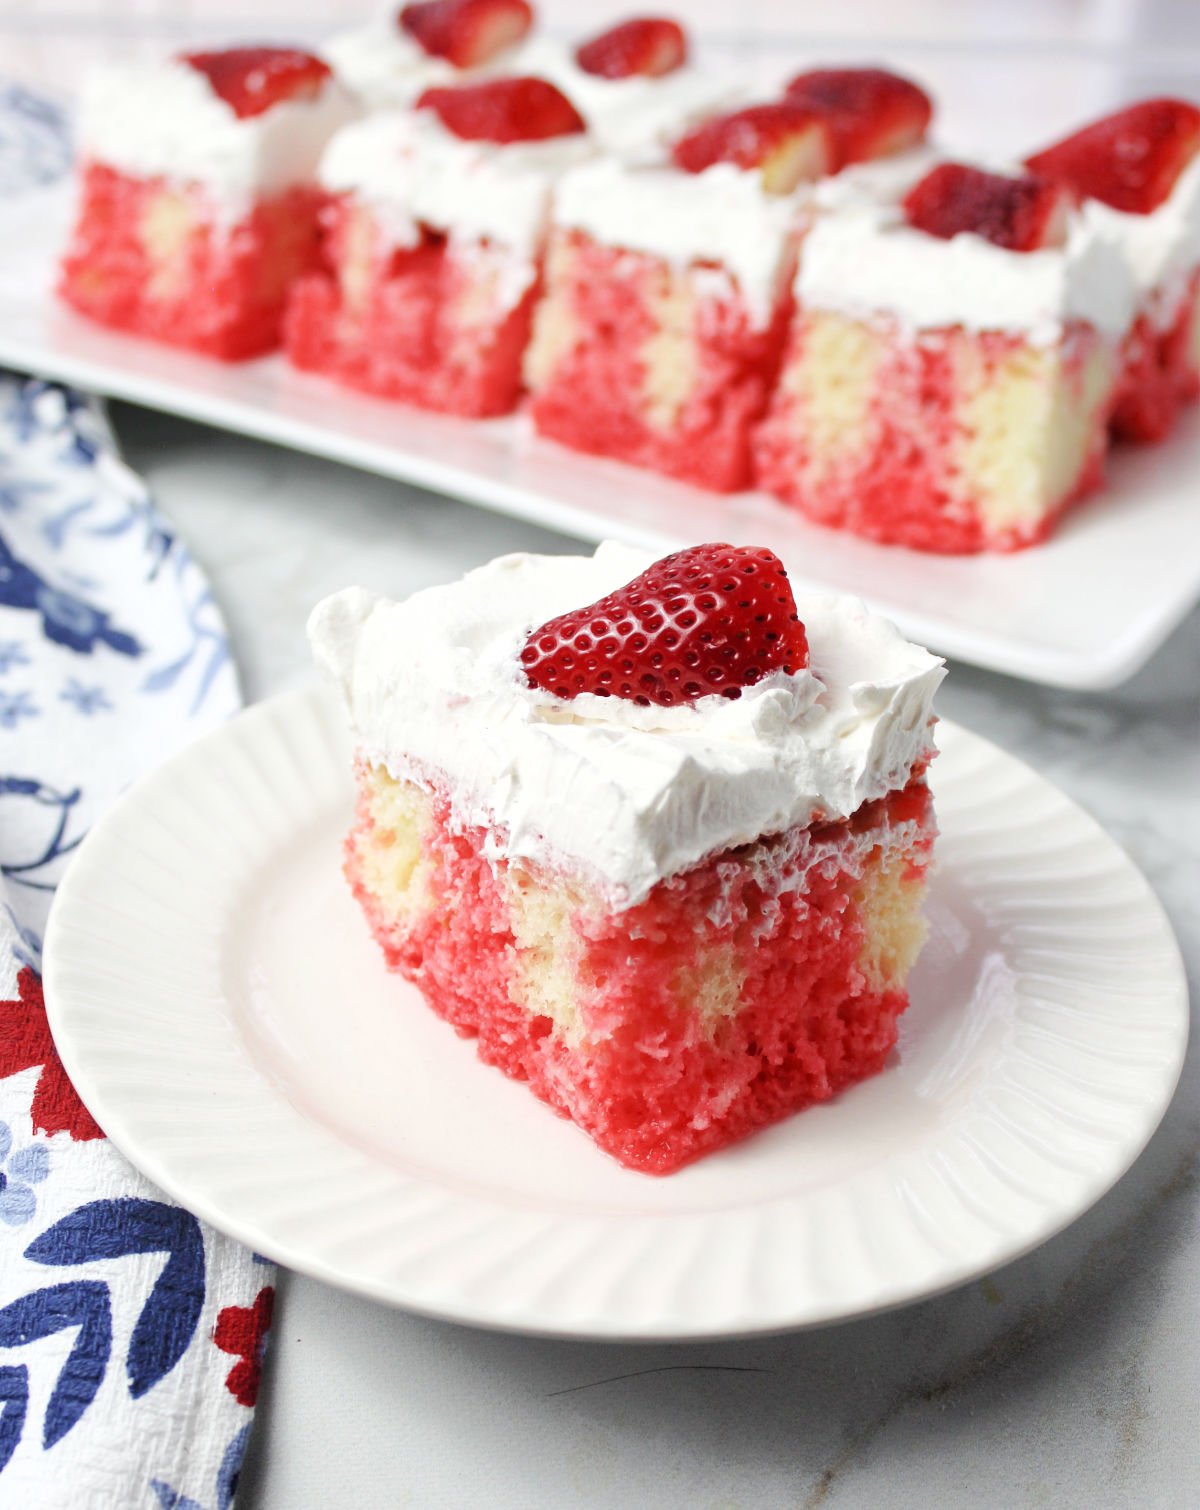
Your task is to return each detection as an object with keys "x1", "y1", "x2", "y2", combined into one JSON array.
[
  {"x1": 527, "y1": 229, "x2": 795, "y2": 493},
  {"x1": 1111, "y1": 270, "x2": 1200, "y2": 442},
  {"x1": 754, "y1": 309, "x2": 1116, "y2": 553},
  {"x1": 285, "y1": 197, "x2": 540, "y2": 417},
  {"x1": 346, "y1": 759, "x2": 935, "y2": 1175},
  {"x1": 59, "y1": 162, "x2": 325, "y2": 360}
]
